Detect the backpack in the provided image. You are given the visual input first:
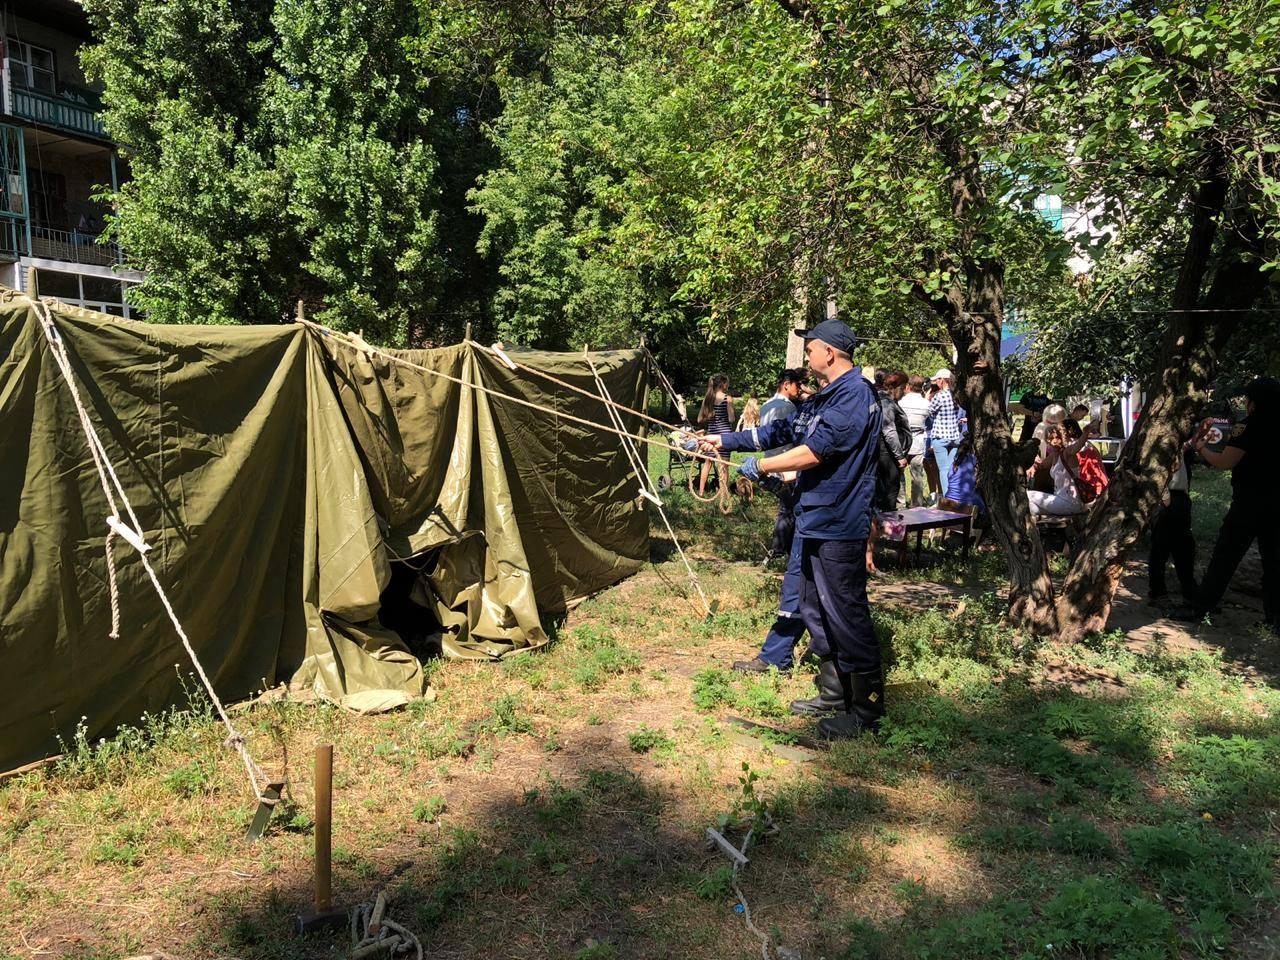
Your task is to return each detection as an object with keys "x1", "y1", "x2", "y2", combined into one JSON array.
[{"x1": 1076, "y1": 447, "x2": 1109, "y2": 503}]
